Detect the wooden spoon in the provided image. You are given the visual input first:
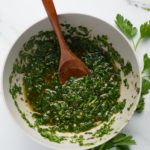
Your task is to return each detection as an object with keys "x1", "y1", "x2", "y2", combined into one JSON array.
[{"x1": 42, "y1": 0, "x2": 90, "y2": 84}]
